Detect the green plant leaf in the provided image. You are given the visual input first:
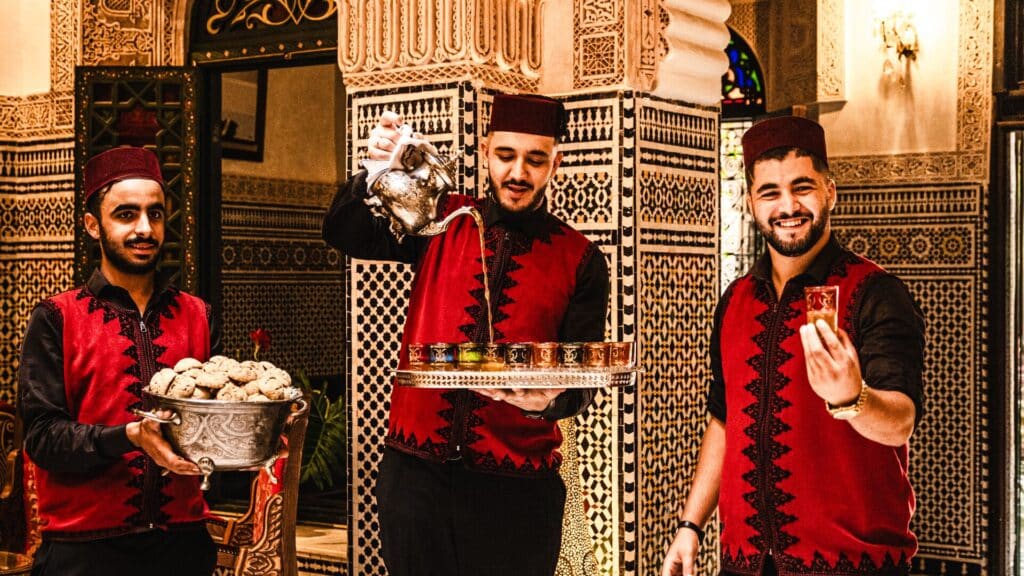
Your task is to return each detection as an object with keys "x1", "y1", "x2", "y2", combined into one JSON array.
[{"x1": 296, "y1": 372, "x2": 346, "y2": 491}]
